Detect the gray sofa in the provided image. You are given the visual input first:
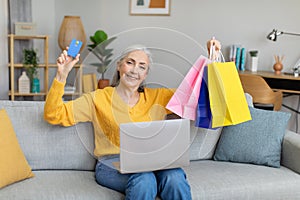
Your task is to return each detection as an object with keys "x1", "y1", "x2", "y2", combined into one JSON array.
[{"x1": 1, "y1": 100, "x2": 300, "y2": 200}]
